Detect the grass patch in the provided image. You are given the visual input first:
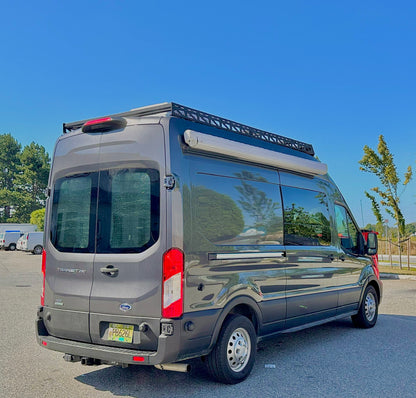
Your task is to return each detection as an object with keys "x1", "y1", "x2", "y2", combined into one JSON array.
[{"x1": 378, "y1": 265, "x2": 416, "y2": 275}]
